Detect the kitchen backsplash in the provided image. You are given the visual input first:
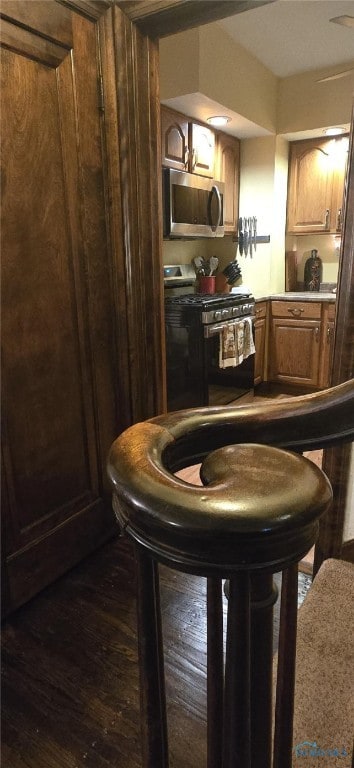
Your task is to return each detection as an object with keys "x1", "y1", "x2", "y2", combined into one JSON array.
[
  {"x1": 286, "y1": 233, "x2": 340, "y2": 286},
  {"x1": 163, "y1": 232, "x2": 340, "y2": 297}
]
